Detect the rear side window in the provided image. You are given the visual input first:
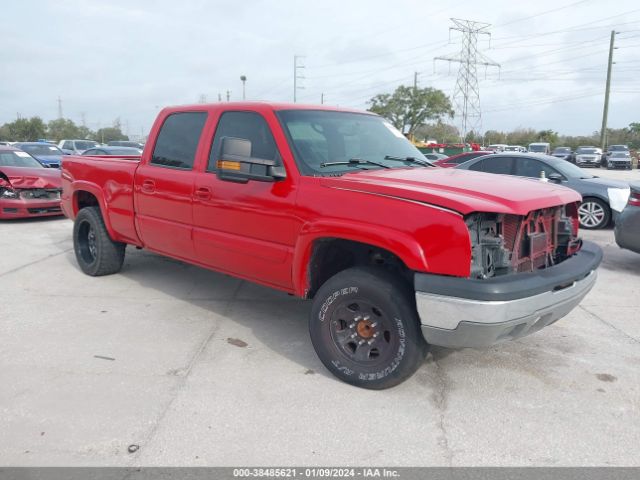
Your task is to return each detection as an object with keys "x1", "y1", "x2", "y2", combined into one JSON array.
[
  {"x1": 469, "y1": 156, "x2": 513, "y2": 174},
  {"x1": 208, "y1": 111, "x2": 279, "y2": 171},
  {"x1": 151, "y1": 112, "x2": 207, "y2": 169}
]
